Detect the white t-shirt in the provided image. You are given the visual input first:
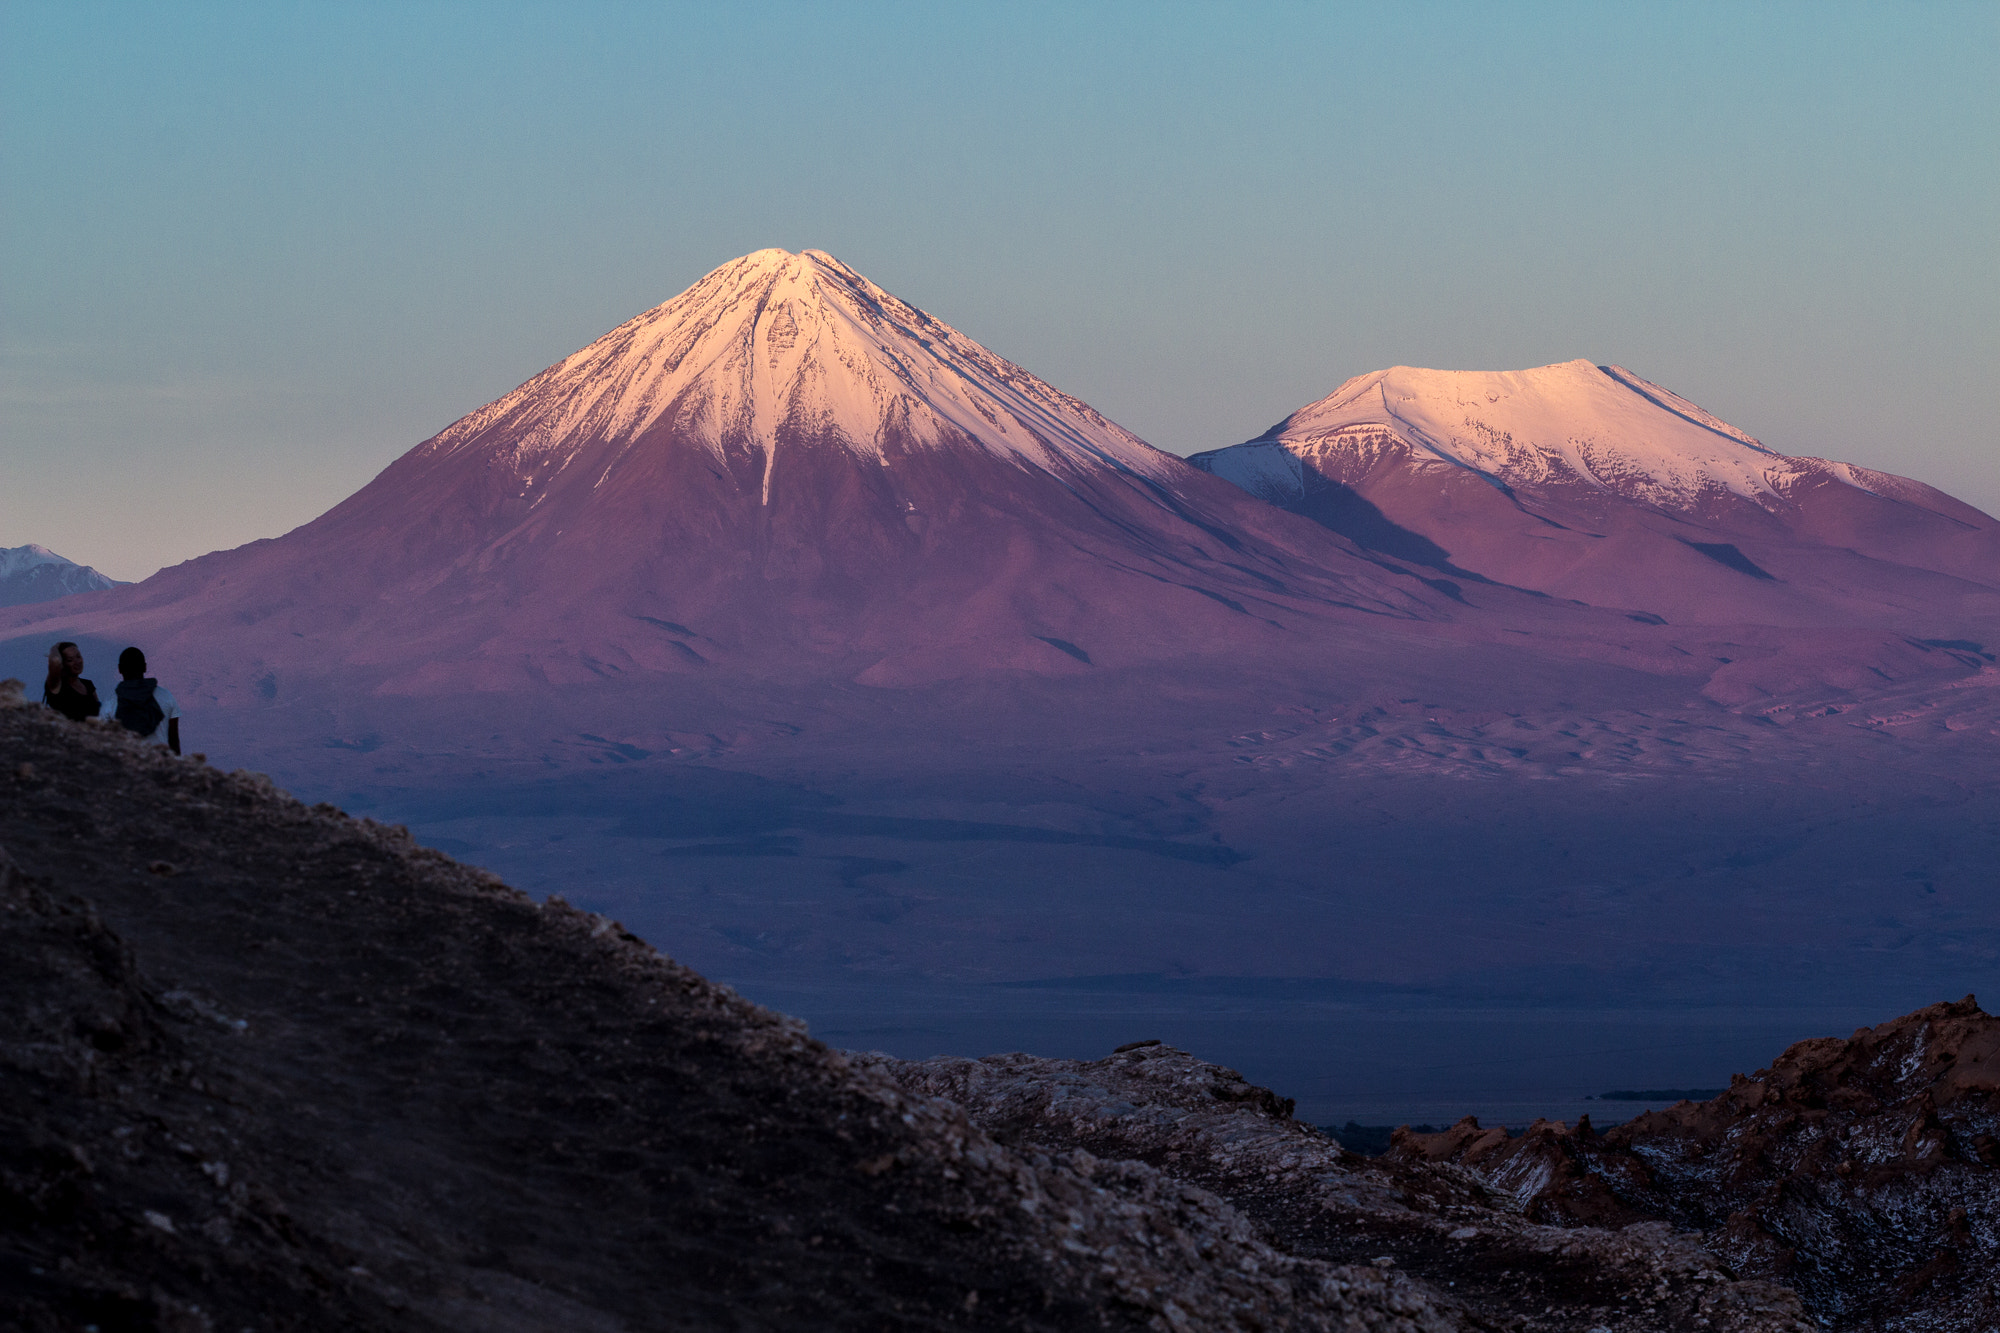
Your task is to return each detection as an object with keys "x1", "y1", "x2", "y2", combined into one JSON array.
[{"x1": 109, "y1": 682, "x2": 181, "y2": 744}]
